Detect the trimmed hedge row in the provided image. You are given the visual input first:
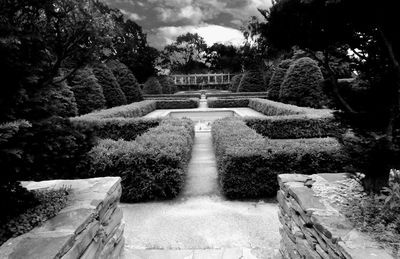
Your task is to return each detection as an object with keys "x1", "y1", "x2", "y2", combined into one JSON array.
[
  {"x1": 205, "y1": 92, "x2": 268, "y2": 99},
  {"x1": 207, "y1": 98, "x2": 249, "y2": 108},
  {"x1": 245, "y1": 116, "x2": 341, "y2": 139},
  {"x1": 212, "y1": 117, "x2": 349, "y2": 199},
  {"x1": 143, "y1": 93, "x2": 202, "y2": 99},
  {"x1": 88, "y1": 118, "x2": 195, "y2": 202},
  {"x1": 75, "y1": 100, "x2": 157, "y2": 119},
  {"x1": 71, "y1": 117, "x2": 160, "y2": 141},
  {"x1": 156, "y1": 99, "x2": 199, "y2": 109}
]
